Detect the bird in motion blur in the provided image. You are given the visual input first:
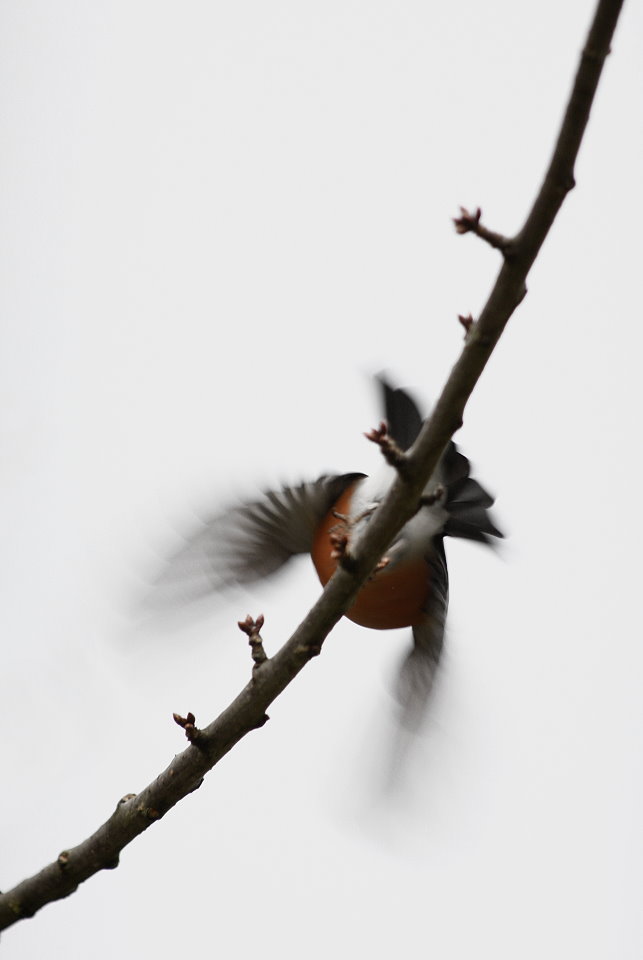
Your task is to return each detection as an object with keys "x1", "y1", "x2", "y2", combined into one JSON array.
[{"x1": 157, "y1": 378, "x2": 502, "y2": 725}]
